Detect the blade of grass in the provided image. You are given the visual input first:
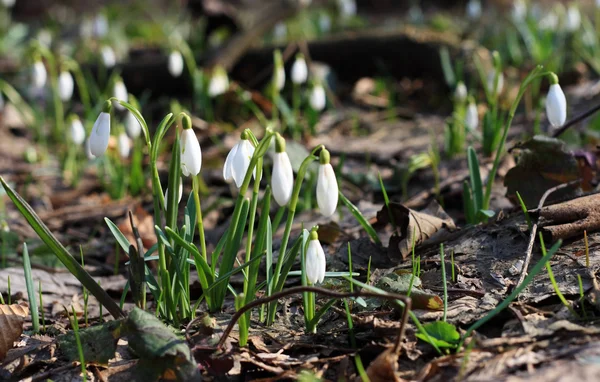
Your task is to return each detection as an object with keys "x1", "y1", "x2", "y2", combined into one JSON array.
[
  {"x1": 339, "y1": 192, "x2": 381, "y2": 244},
  {"x1": 22, "y1": 243, "x2": 39, "y2": 333}
]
